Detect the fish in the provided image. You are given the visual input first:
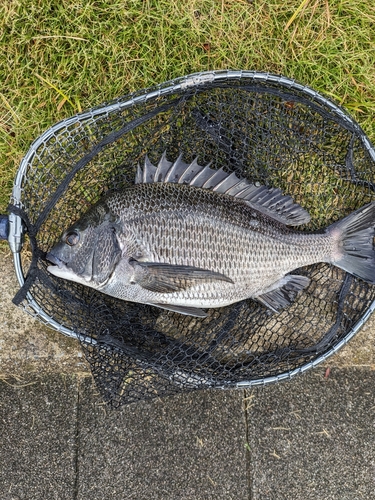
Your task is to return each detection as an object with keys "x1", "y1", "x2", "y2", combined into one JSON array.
[{"x1": 46, "y1": 152, "x2": 375, "y2": 318}]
